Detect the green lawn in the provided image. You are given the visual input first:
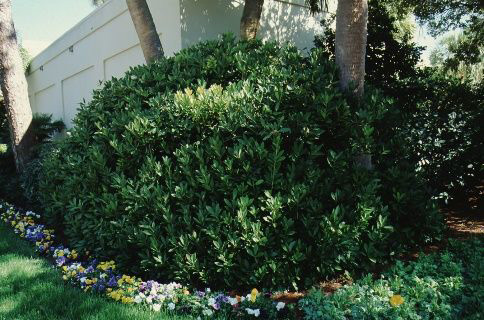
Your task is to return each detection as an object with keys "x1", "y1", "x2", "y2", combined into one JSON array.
[{"x1": 0, "y1": 223, "x2": 193, "y2": 320}]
